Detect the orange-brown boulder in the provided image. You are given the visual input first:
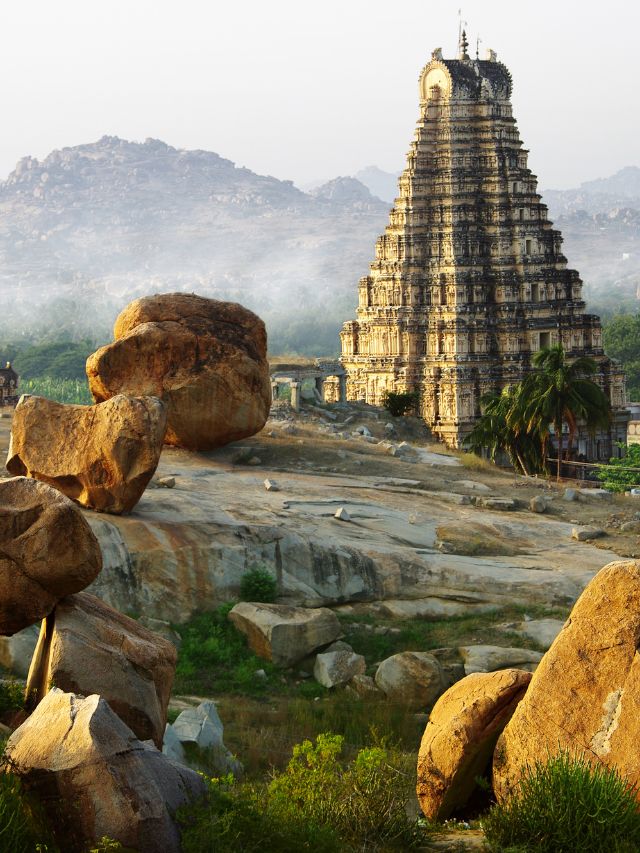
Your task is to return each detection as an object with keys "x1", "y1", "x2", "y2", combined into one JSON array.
[
  {"x1": 417, "y1": 669, "x2": 531, "y2": 820},
  {"x1": 0, "y1": 477, "x2": 102, "y2": 635},
  {"x1": 6, "y1": 689, "x2": 206, "y2": 853},
  {"x1": 6, "y1": 393, "x2": 166, "y2": 514},
  {"x1": 86, "y1": 293, "x2": 271, "y2": 450},
  {"x1": 493, "y1": 560, "x2": 640, "y2": 802},
  {"x1": 26, "y1": 592, "x2": 176, "y2": 748}
]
